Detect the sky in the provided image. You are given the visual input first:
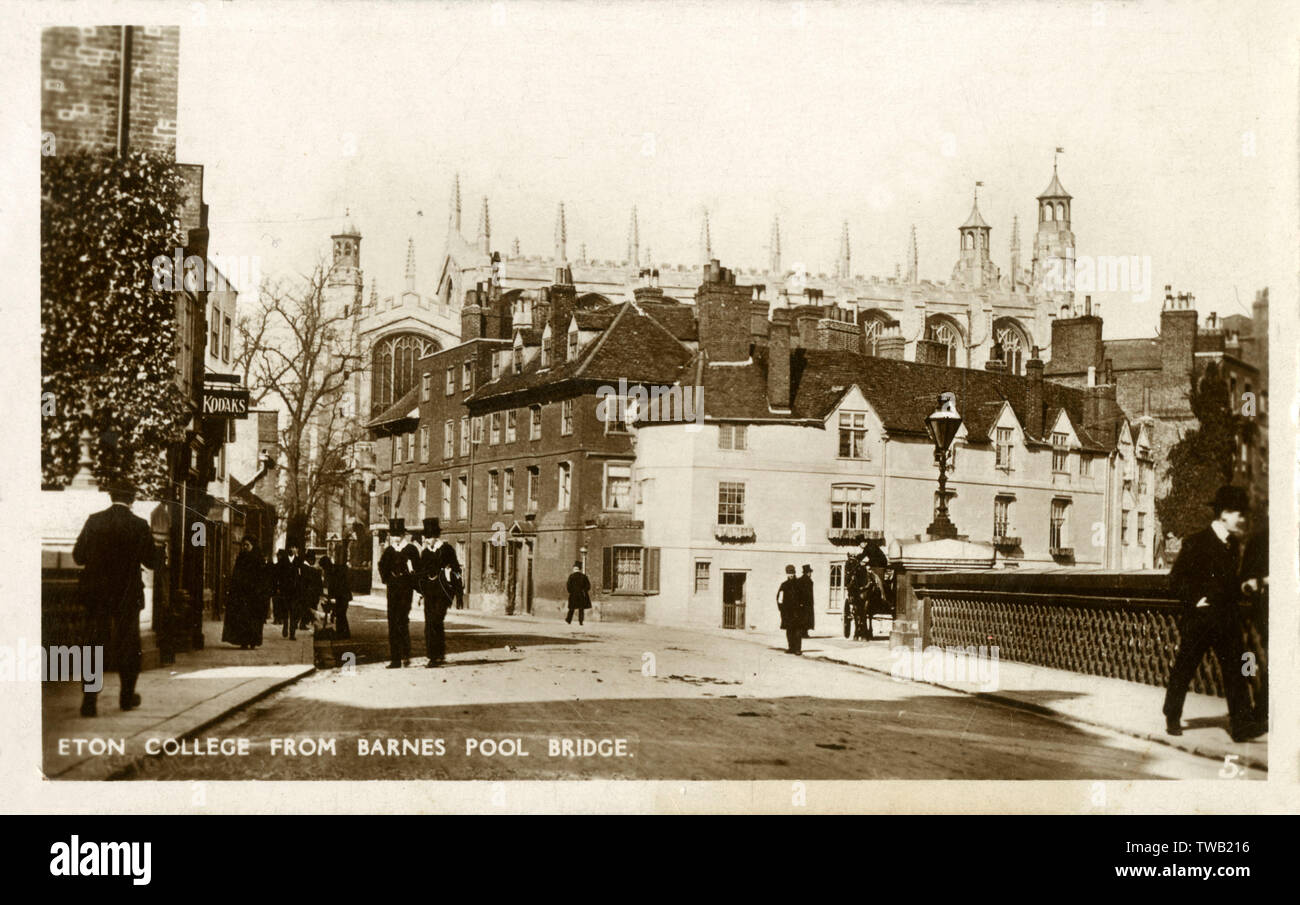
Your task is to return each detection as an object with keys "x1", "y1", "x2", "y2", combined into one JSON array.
[{"x1": 173, "y1": 0, "x2": 1298, "y2": 341}]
